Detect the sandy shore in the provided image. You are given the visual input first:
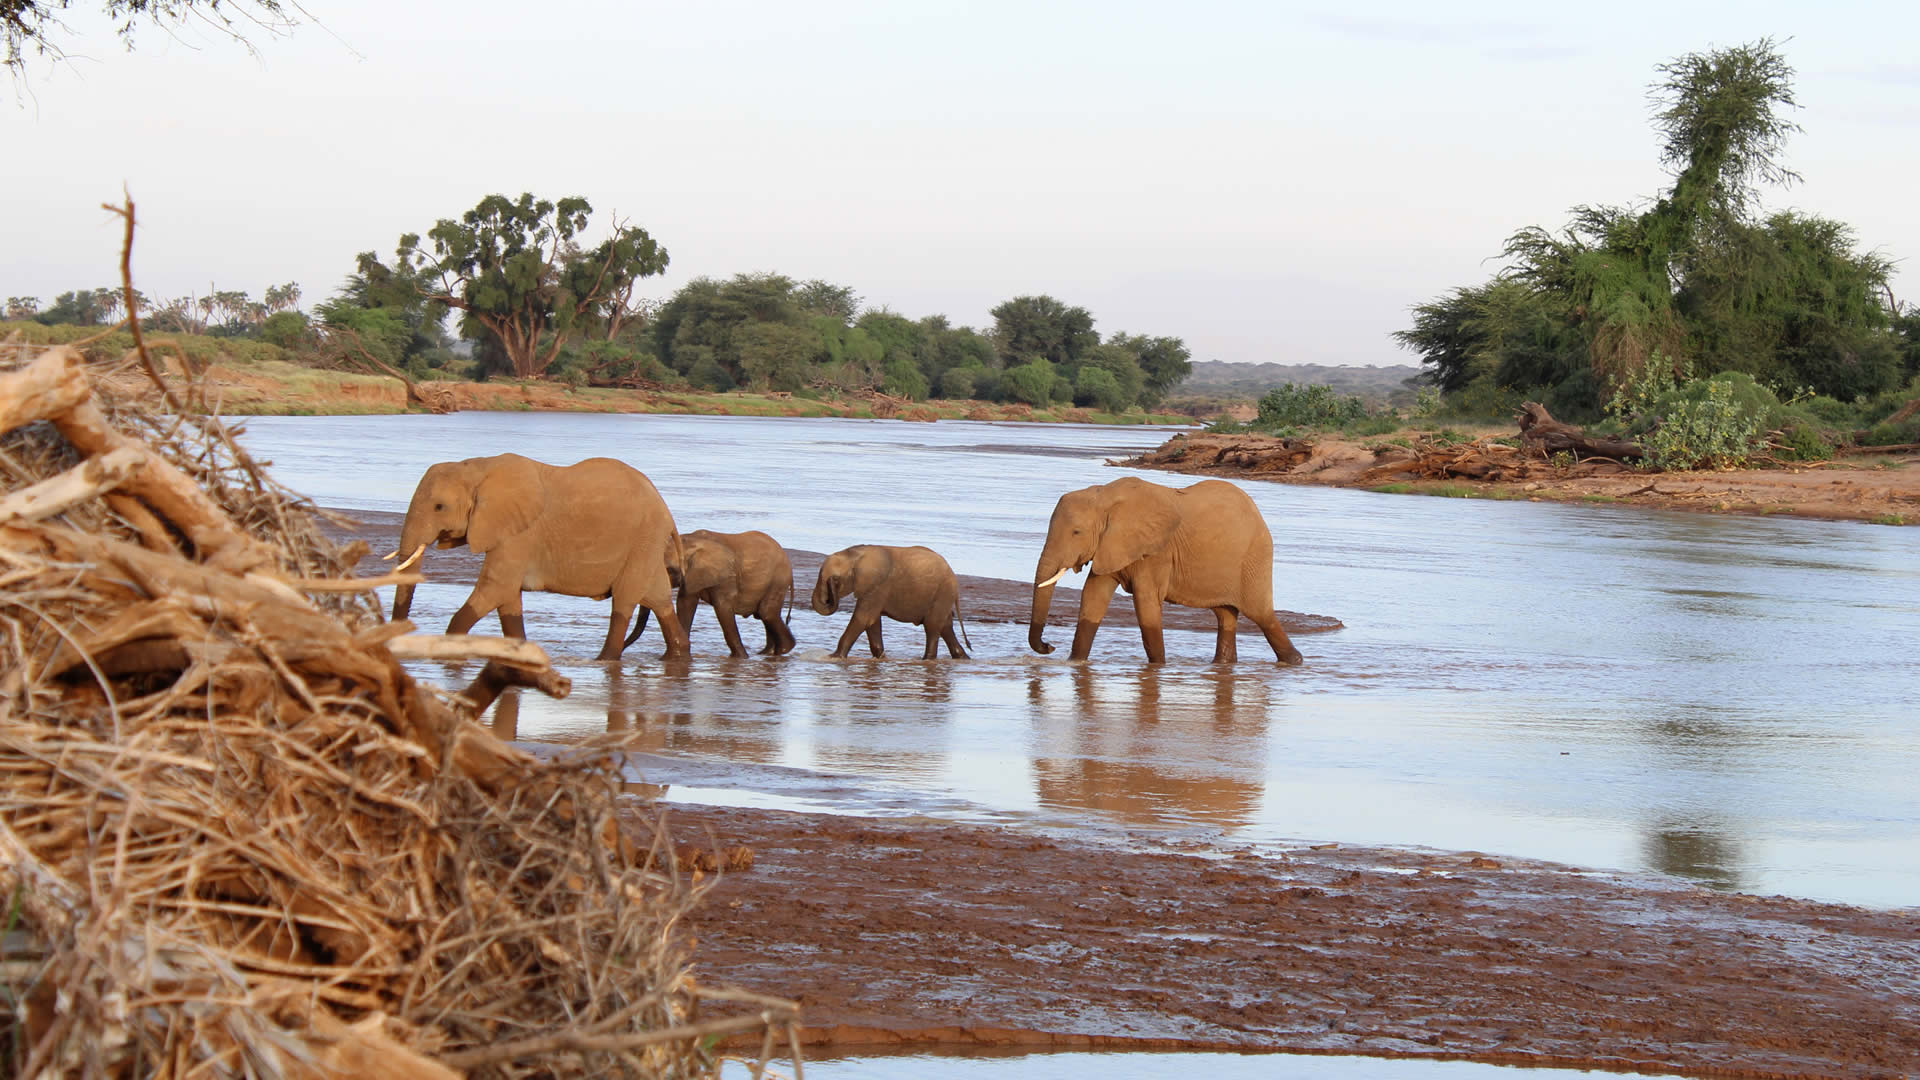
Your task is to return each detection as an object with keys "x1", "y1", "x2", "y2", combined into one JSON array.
[{"x1": 1117, "y1": 431, "x2": 1920, "y2": 526}]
